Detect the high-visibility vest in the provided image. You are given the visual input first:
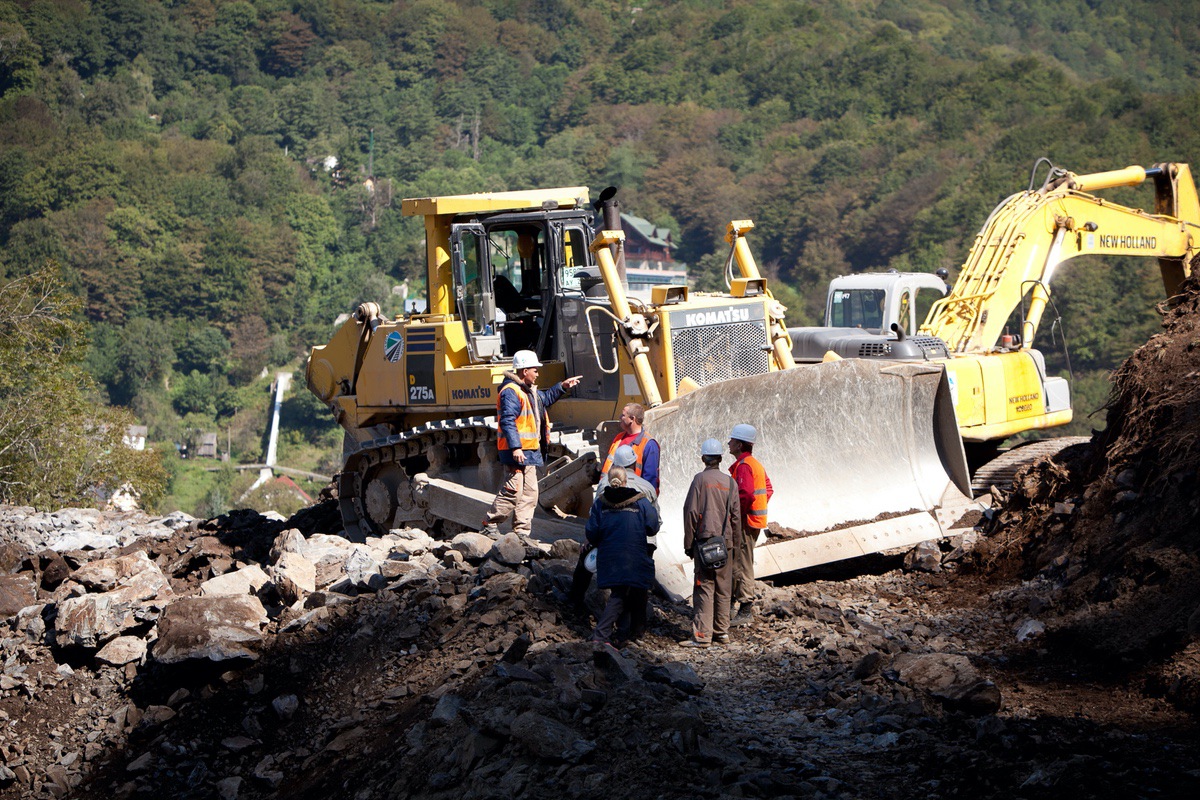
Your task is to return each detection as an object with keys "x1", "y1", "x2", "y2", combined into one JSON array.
[
  {"x1": 496, "y1": 382, "x2": 544, "y2": 453},
  {"x1": 600, "y1": 429, "x2": 652, "y2": 476},
  {"x1": 731, "y1": 454, "x2": 770, "y2": 529}
]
